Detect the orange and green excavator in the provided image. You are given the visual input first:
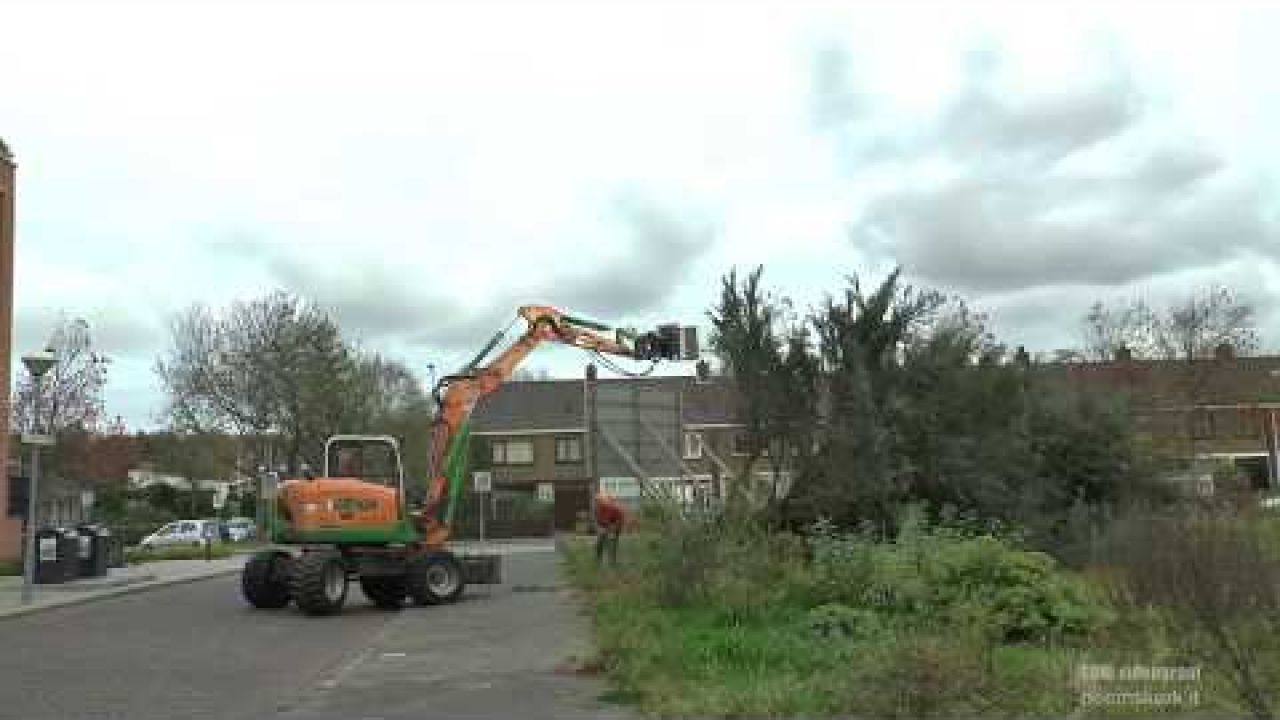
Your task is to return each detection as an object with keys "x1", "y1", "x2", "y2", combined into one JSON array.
[{"x1": 241, "y1": 305, "x2": 690, "y2": 616}]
